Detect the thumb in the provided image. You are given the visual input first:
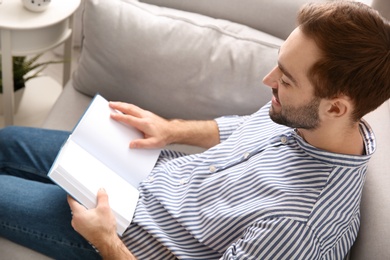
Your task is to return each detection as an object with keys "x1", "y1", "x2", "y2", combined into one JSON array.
[
  {"x1": 130, "y1": 138, "x2": 162, "y2": 149},
  {"x1": 130, "y1": 139, "x2": 151, "y2": 149},
  {"x1": 96, "y1": 188, "x2": 110, "y2": 207},
  {"x1": 67, "y1": 195, "x2": 86, "y2": 212}
]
